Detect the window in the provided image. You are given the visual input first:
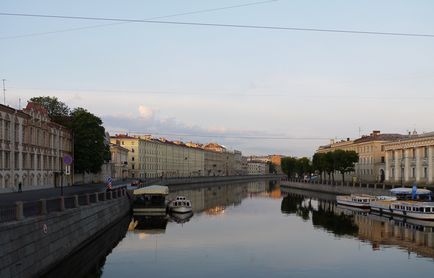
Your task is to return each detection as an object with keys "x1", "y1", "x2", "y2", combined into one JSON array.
[
  {"x1": 381, "y1": 156, "x2": 385, "y2": 163},
  {"x1": 424, "y1": 147, "x2": 428, "y2": 158},
  {"x1": 424, "y1": 167, "x2": 428, "y2": 178},
  {"x1": 412, "y1": 148, "x2": 416, "y2": 158},
  {"x1": 412, "y1": 168, "x2": 415, "y2": 178}
]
